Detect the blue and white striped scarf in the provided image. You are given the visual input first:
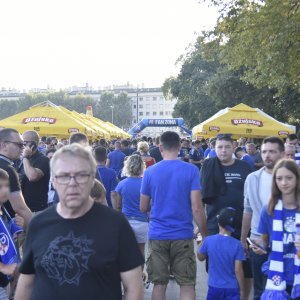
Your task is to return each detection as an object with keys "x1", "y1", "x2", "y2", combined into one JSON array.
[{"x1": 261, "y1": 200, "x2": 300, "y2": 300}]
